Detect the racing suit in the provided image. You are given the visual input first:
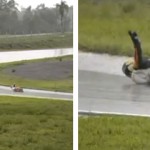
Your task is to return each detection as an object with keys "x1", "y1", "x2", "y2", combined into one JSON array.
[{"x1": 122, "y1": 31, "x2": 150, "y2": 83}]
